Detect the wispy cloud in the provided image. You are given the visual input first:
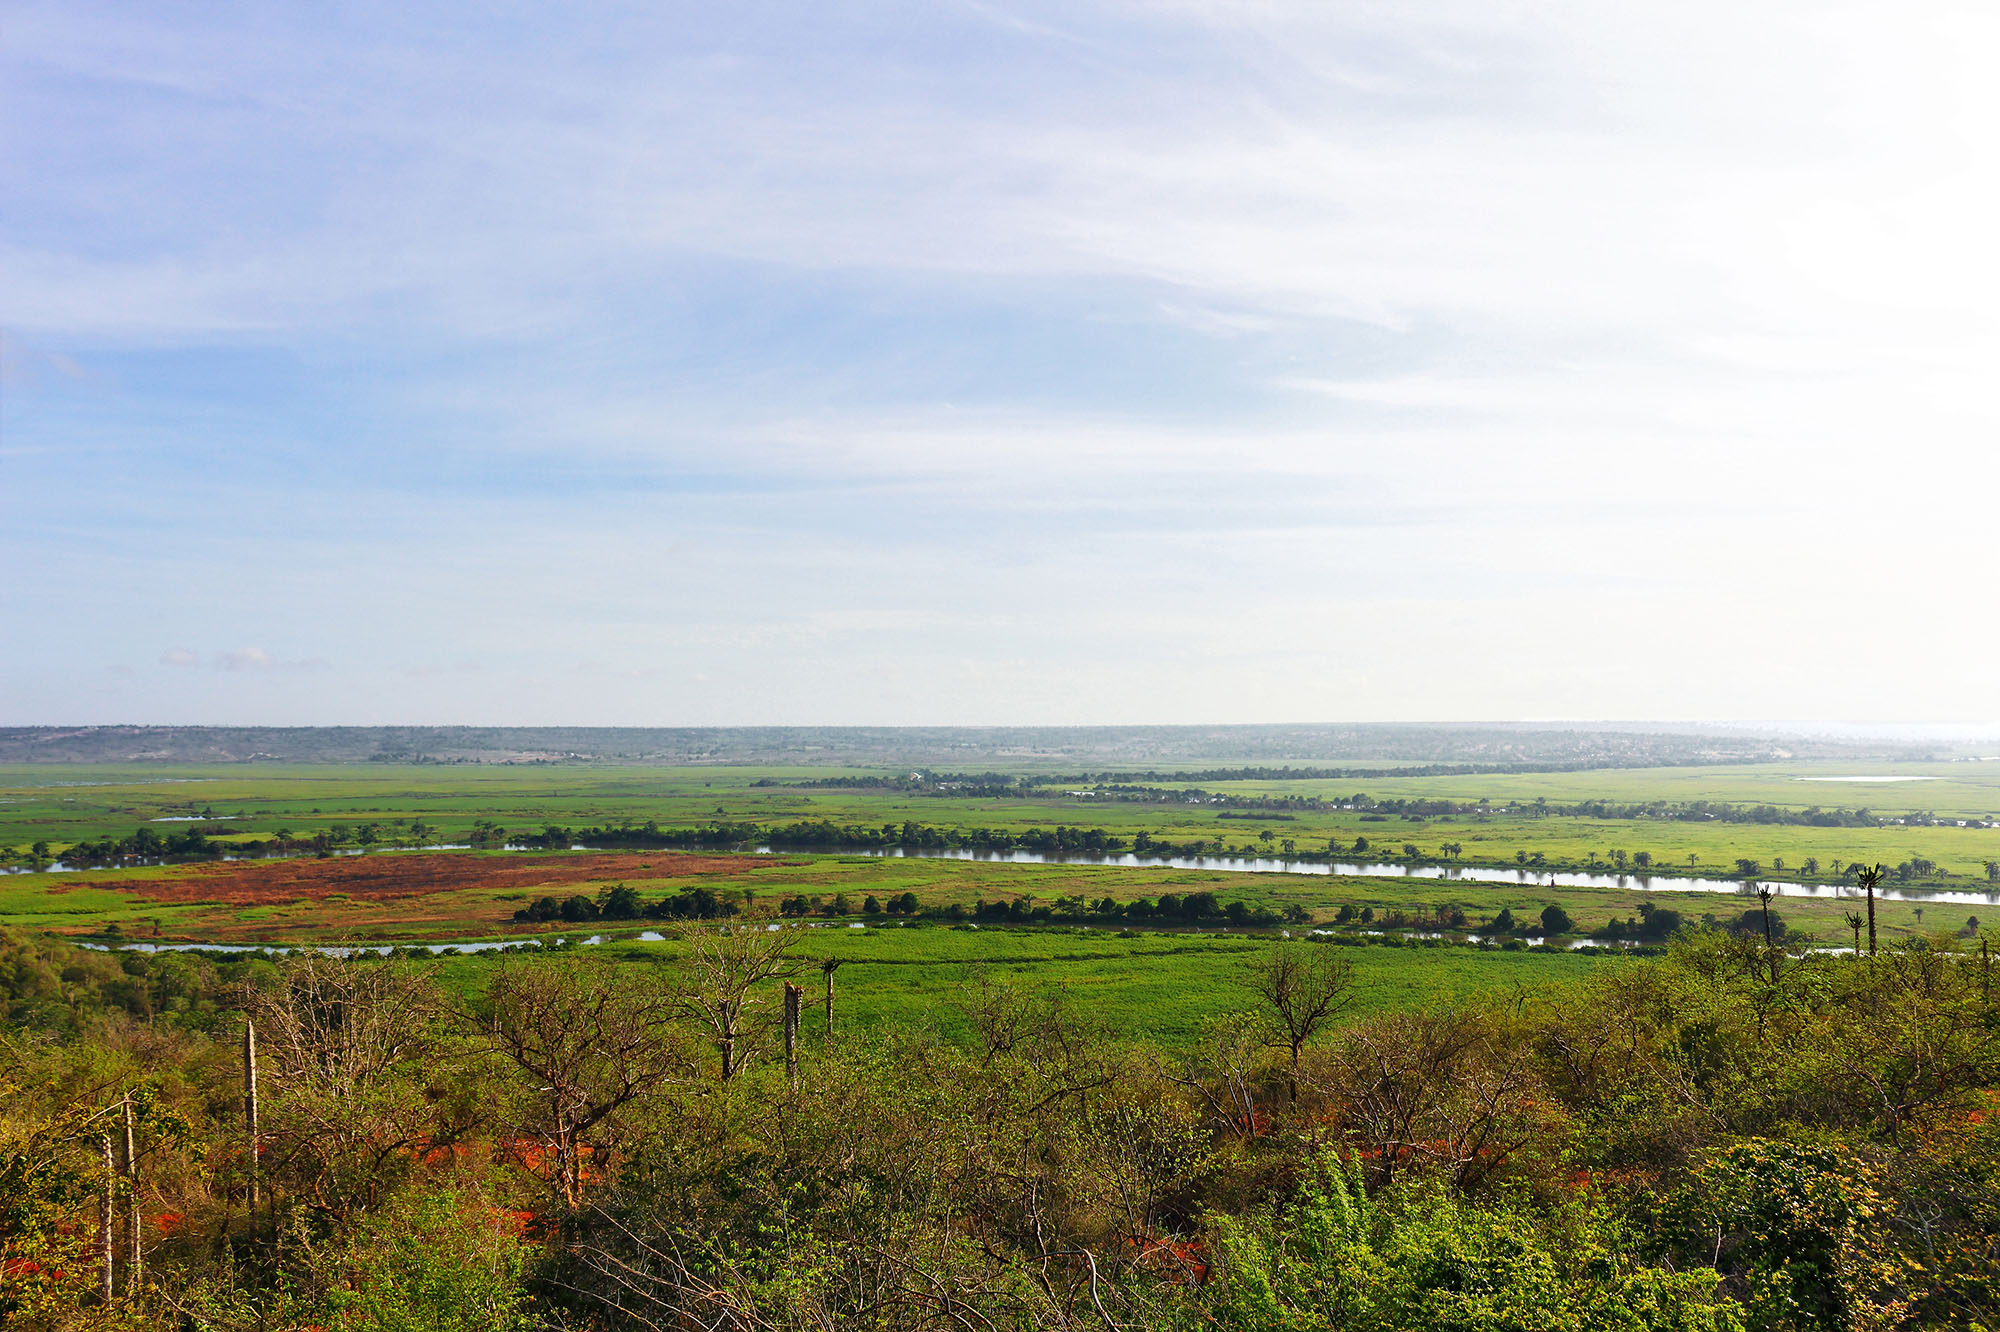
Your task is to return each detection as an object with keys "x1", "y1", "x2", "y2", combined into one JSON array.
[
  {"x1": 159, "y1": 647, "x2": 328, "y2": 673},
  {"x1": 6, "y1": 1, "x2": 1999, "y2": 723}
]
